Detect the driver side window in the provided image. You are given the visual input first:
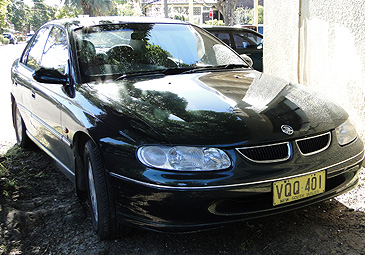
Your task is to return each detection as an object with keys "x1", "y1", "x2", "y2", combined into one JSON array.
[
  {"x1": 22, "y1": 26, "x2": 51, "y2": 70},
  {"x1": 41, "y1": 26, "x2": 68, "y2": 74}
]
